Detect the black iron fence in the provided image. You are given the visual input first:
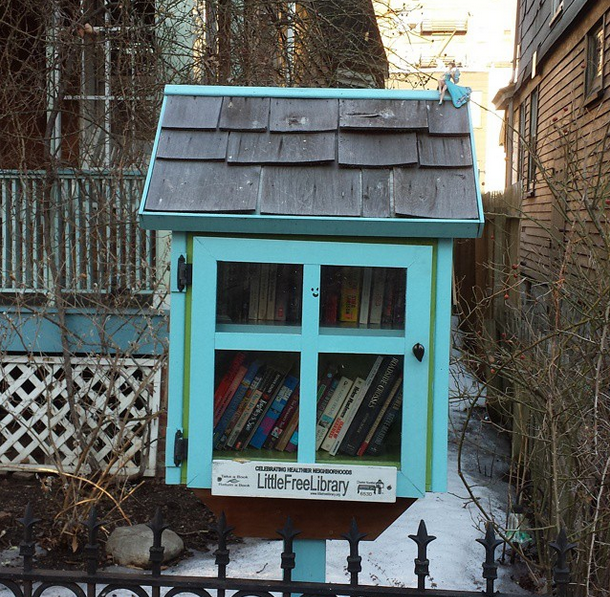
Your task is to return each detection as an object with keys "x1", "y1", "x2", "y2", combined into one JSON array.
[{"x1": 0, "y1": 505, "x2": 575, "y2": 597}]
